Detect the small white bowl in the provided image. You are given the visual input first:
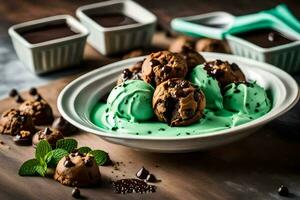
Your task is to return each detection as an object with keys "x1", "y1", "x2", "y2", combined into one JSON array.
[
  {"x1": 226, "y1": 27, "x2": 300, "y2": 73},
  {"x1": 57, "y1": 53, "x2": 299, "y2": 153},
  {"x1": 8, "y1": 15, "x2": 89, "y2": 74},
  {"x1": 76, "y1": 0, "x2": 157, "y2": 55}
]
